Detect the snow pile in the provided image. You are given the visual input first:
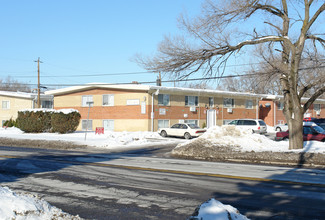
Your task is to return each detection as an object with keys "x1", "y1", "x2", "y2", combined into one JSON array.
[
  {"x1": 175, "y1": 125, "x2": 325, "y2": 153},
  {"x1": 94, "y1": 130, "x2": 163, "y2": 147},
  {"x1": 0, "y1": 186, "x2": 80, "y2": 220},
  {"x1": 189, "y1": 198, "x2": 249, "y2": 220}
]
